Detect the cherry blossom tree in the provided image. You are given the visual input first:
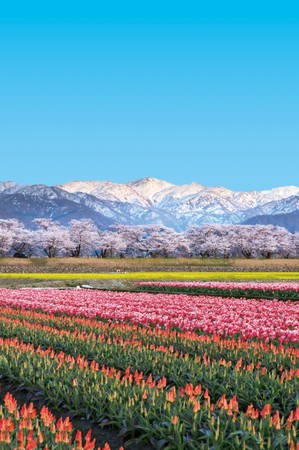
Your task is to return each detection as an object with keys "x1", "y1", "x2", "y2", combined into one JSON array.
[
  {"x1": 97, "y1": 226, "x2": 128, "y2": 257},
  {"x1": 184, "y1": 224, "x2": 296, "y2": 259},
  {"x1": 33, "y1": 218, "x2": 71, "y2": 257},
  {"x1": 143, "y1": 225, "x2": 184, "y2": 257},
  {"x1": 294, "y1": 232, "x2": 299, "y2": 257},
  {"x1": 97, "y1": 225, "x2": 188, "y2": 258},
  {"x1": 0, "y1": 220, "x2": 14, "y2": 257},
  {"x1": 10, "y1": 220, "x2": 34, "y2": 257},
  {"x1": 185, "y1": 225, "x2": 227, "y2": 258},
  {"x1": 0, "y1": 219, "x2": 34, "y2": 257},
  {"x1": 250, "y1": 225, "x2": 280, "y2": 259},
  {"x1": 274, "y1": 226, "x2": 296, "y2": 258},
  {"x1": 233, "y1": 225, "x2": 258, "y2": 258},
  {"x1": 67, "y1": 219, "x2": 100, "y2": 257},
  {"x1": 111, "y1": 225, "x2": 148, "y2": 257}
]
